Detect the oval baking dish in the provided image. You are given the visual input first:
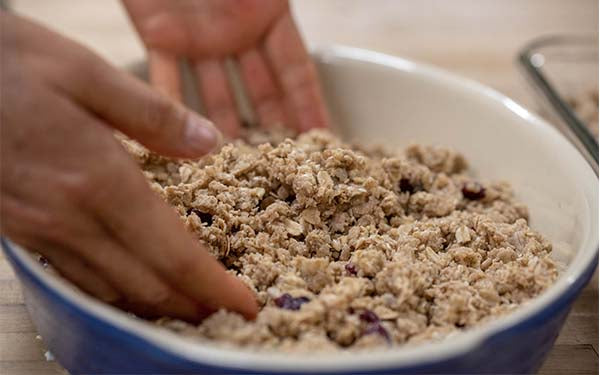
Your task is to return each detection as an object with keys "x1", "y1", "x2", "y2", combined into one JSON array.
[{"x1": 2, "y1": 46, "x2": 598, "y2": 374}]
